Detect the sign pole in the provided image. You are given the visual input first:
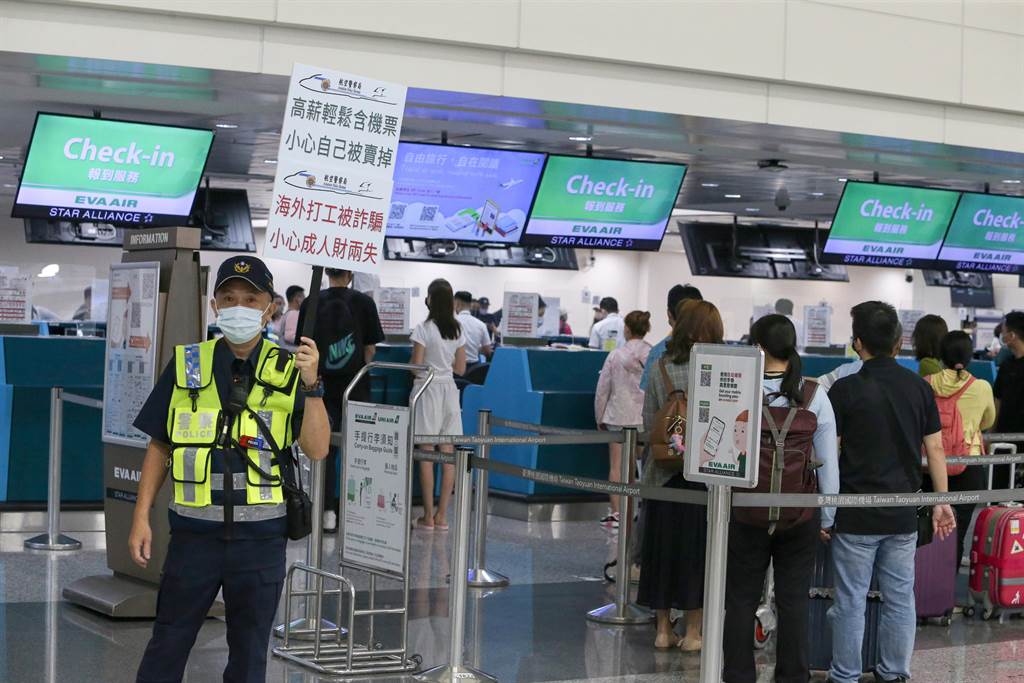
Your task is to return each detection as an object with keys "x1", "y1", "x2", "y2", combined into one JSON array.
[{"x1": 699, "y1": 484, "x2": 731, "y2": 683}]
